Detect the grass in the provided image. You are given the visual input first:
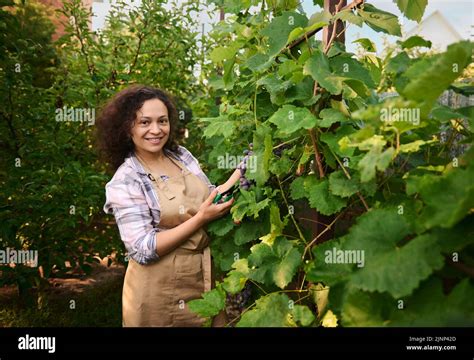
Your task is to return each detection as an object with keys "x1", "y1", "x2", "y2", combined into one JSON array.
[{"x1": 0, "y1": 271, "x2": 123, "y2": 327}]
